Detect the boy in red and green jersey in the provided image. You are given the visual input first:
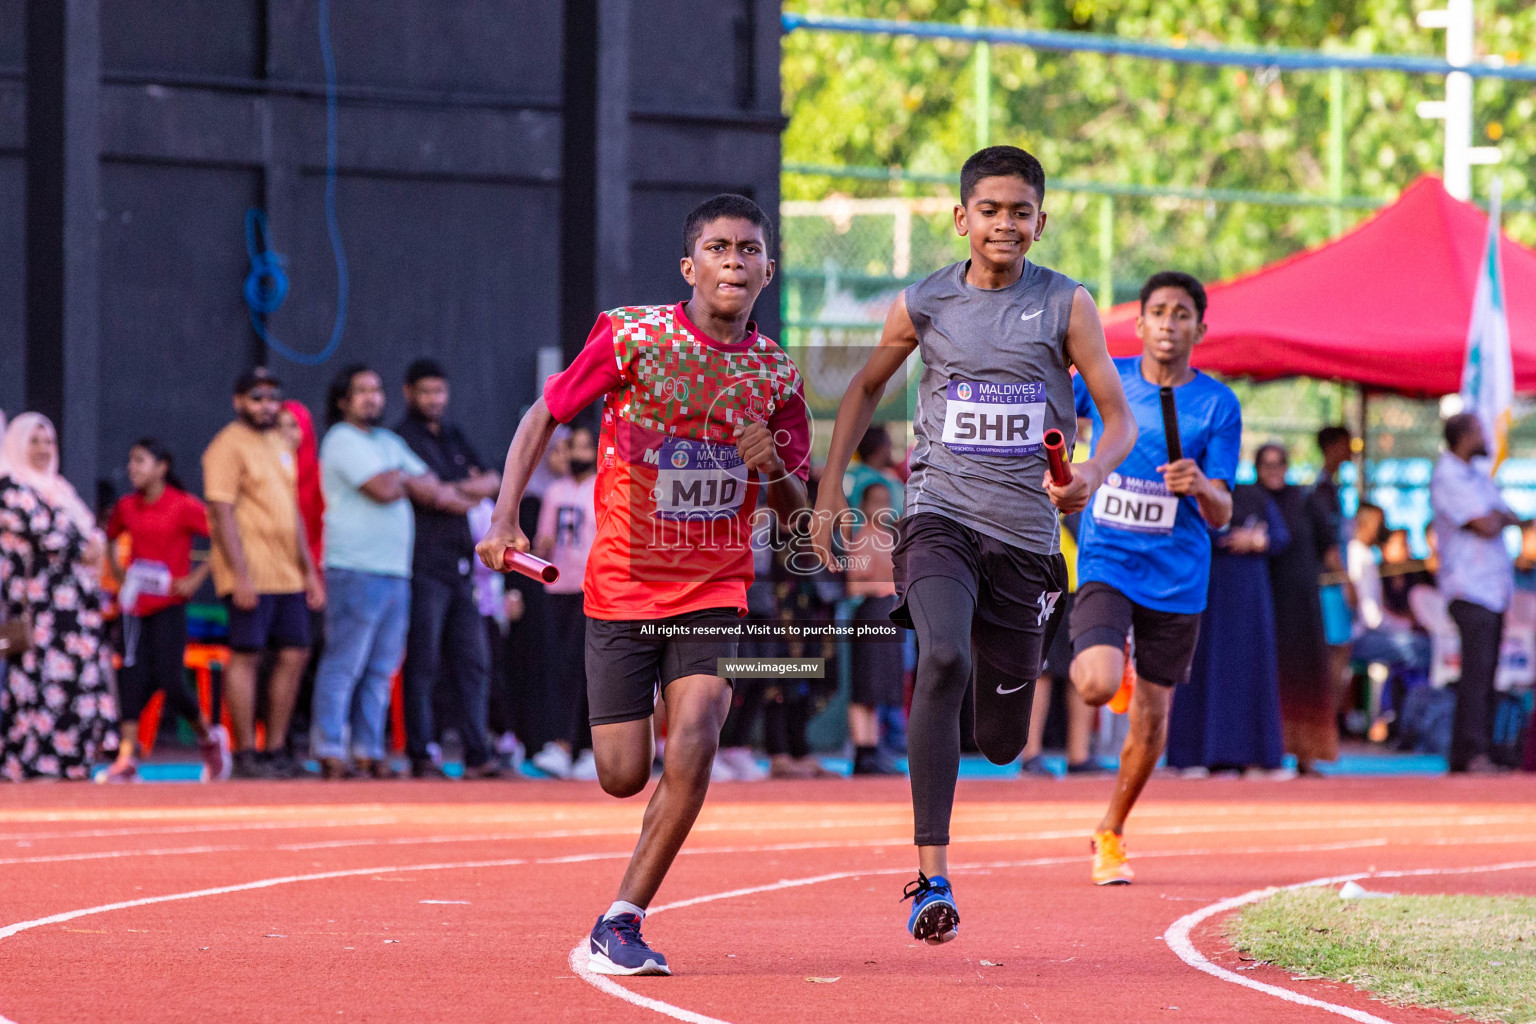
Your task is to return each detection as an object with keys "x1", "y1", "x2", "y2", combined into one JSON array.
[
  {"x1": 477, "y1": 195, "x2": 809, "y2": 977},
  {"x1": 545, "y1": 301, "x2": 810, "y2": 618}
]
